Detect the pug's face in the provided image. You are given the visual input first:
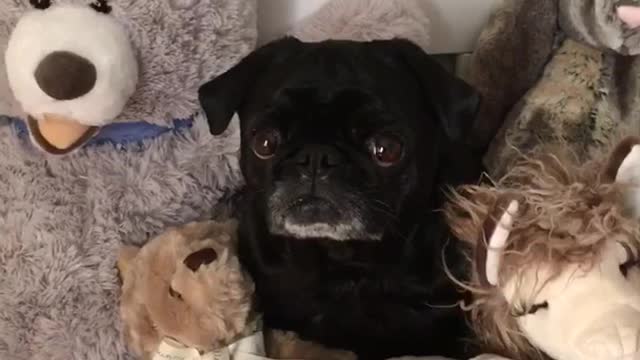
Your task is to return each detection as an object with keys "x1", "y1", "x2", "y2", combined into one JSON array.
[
  {"x1": 245, "y1": 86, "x2": 419, "y2": 241},
  {"x1": 199, "y1": 38, "x2": 480, "y2": 241}
]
